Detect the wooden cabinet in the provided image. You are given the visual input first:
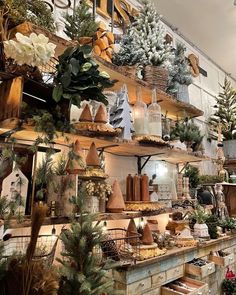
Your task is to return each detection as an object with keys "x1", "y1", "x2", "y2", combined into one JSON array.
[
  {"x1": 208, "y1": 252, "x2": 234, "y2": 266},
  {"x1": 161, "y1": 277, "x2": 208, "y2": 295},
  {"x1": 185, "y1": 261, "x2": 215, "y2": 278}
]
